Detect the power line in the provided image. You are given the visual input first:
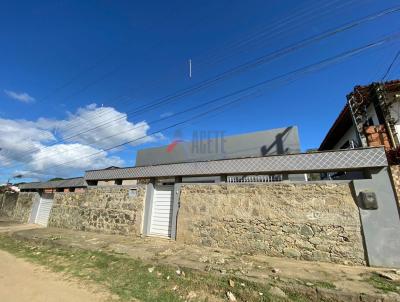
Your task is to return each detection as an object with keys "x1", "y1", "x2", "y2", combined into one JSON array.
[
  {"x1": 35, "y1": 6, "x2": 192, "y2": 105},
  {"x1": 32, "y1": 0, "x2": 362, "y2": 134},
  {"x1": 4, "y1": 6, "x2": 400, "y2": 169},
  {"x1": 6, "y1": 0, "x2": 387, "y2": 160},
  {"x1": 381, "y1": 49, "x2": 400, "y2": 81},
  {"x1": 55, "y1": 5, "x2": 400, "y2": 135},
  {"x1": 196, "y1": 0, "x2": 360, "y2": 68},
  {"x1": 20, "y1": 32, "x2": 400, "y2": 176},
  {"x1": 45, "y1": 9, "x2": 400, "y2": 135},
  {"x1": 194, "y1": 0, "x2": 355, "y2": 64}
]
